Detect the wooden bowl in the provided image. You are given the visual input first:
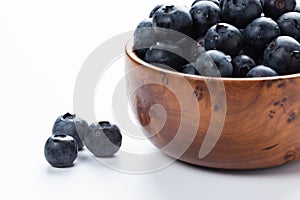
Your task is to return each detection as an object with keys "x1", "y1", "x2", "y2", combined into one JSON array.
[{"x1": 124, "y1": 40, "x2": 300, "y2": 169}]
